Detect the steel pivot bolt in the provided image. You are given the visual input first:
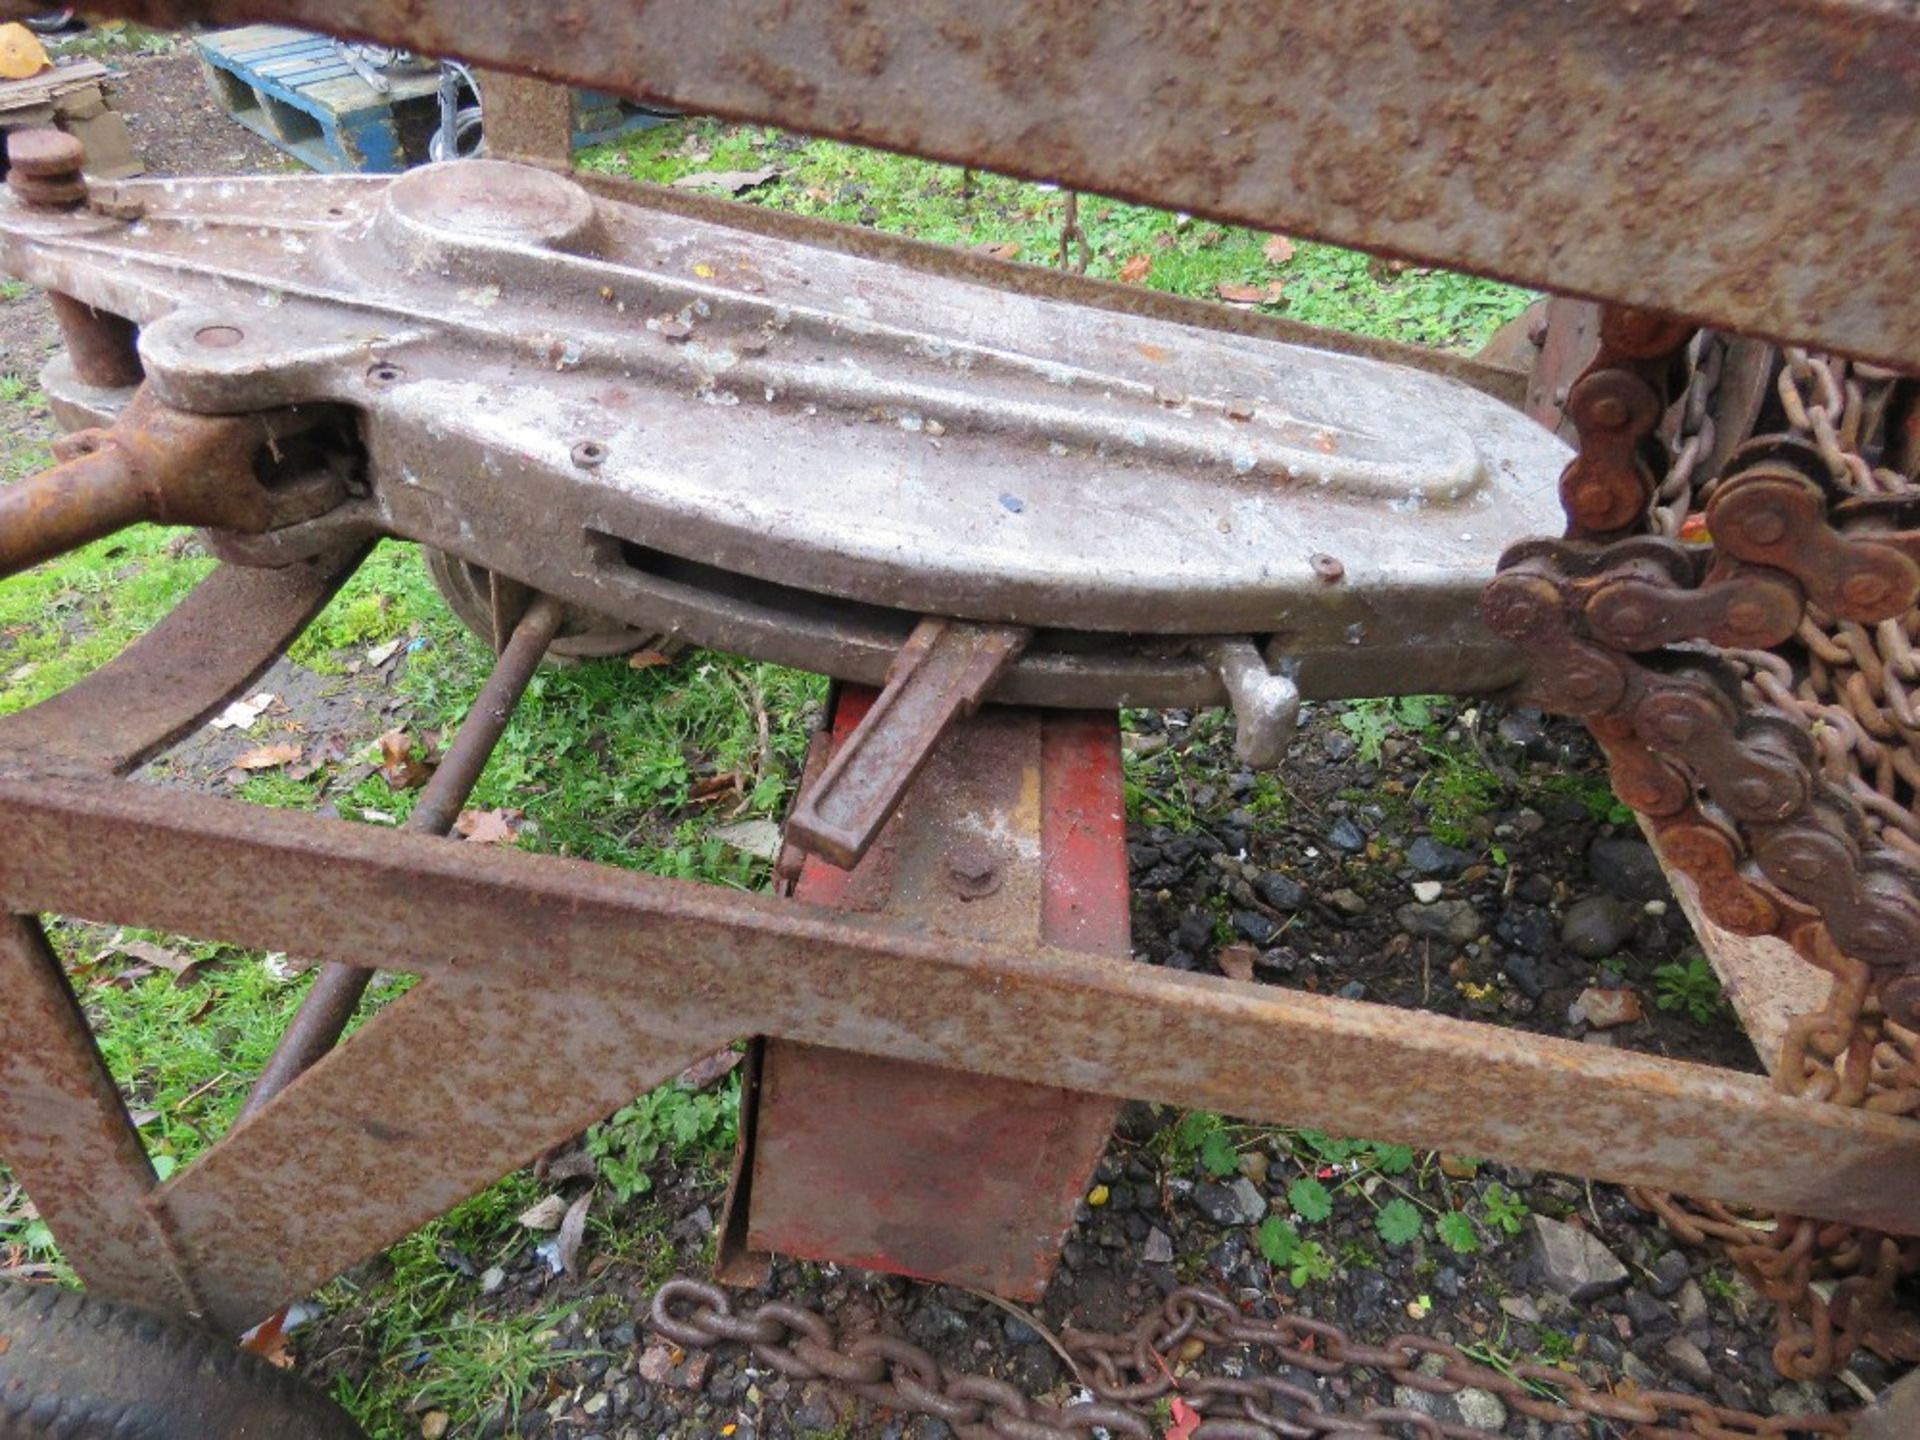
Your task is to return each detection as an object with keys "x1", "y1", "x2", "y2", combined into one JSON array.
[
  {"x1": 7, "y1": 128, "x2": 88, "y2": 211},
  {"x1": 944, "y1": 844, "x2": 1001, "y2": 901}
]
